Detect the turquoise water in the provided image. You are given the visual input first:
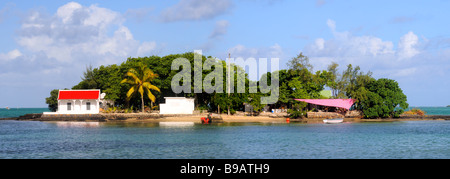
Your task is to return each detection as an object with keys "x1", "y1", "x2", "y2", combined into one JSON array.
[
  {"x1": 0, "y1": 108, "x2": 49, "y2": 118},
  {"x1": 0, "y1": 120, "x2": 448, "y2": 159},
  {"x1": 411, "y1": 107, "x2": 450, "y2": 115}
]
